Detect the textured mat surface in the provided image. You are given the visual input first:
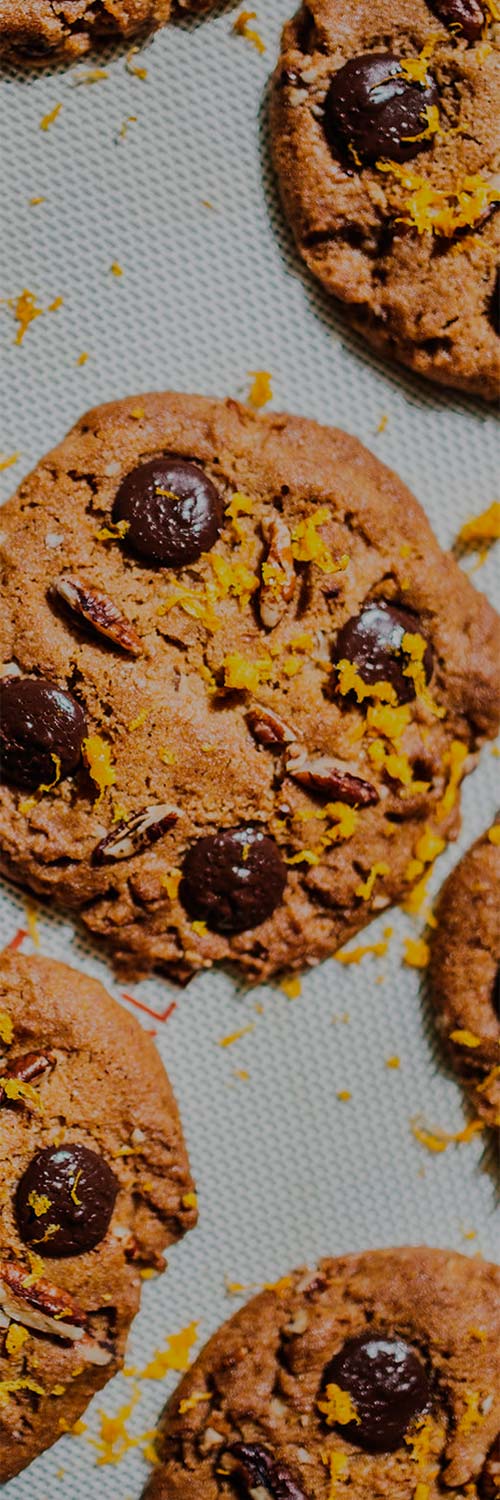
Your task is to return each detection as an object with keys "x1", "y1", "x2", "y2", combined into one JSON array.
[{"x1": 0, "y1": 4, "x2": 498, "y2": 1495}]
